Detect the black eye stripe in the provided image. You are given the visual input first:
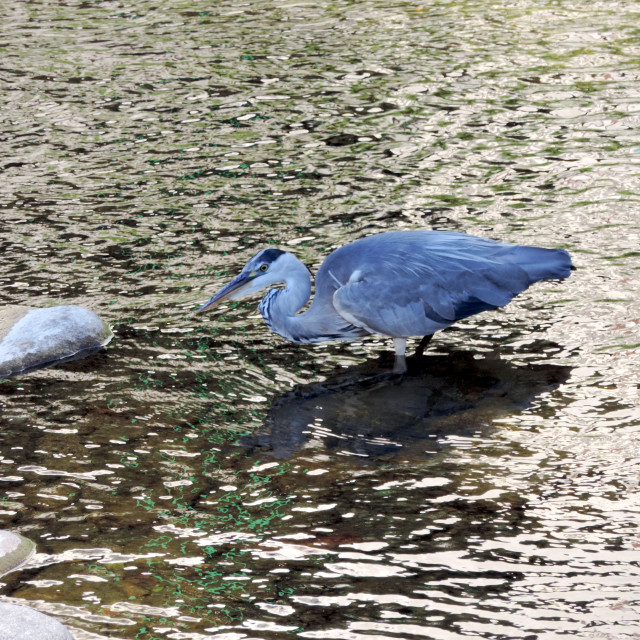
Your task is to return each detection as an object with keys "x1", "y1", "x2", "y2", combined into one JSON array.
[{"x1": 260, "y1": 248, "x2": 285, "y2": 261}]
